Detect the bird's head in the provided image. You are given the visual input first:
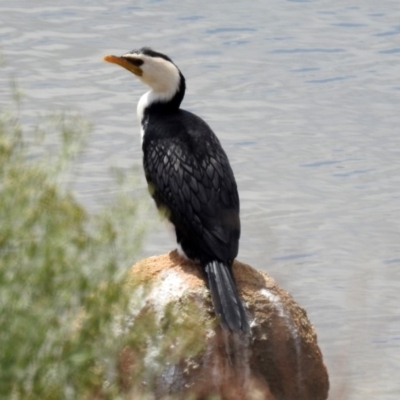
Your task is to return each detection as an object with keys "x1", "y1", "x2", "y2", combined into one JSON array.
[{"x1": 104, "y1": 47, "x2": 184, "y2": 101}]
